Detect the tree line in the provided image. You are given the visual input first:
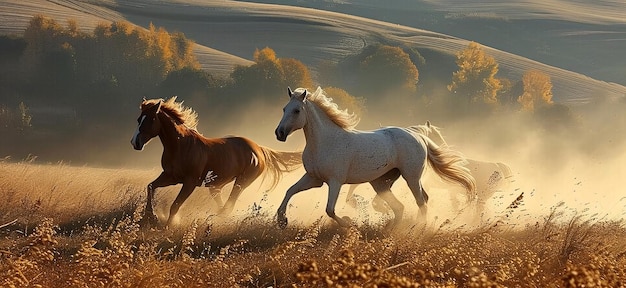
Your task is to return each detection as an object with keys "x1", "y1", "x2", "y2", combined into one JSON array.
[{"x1": 0, "y1": 15, "x2": 592, "y2": 163}]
